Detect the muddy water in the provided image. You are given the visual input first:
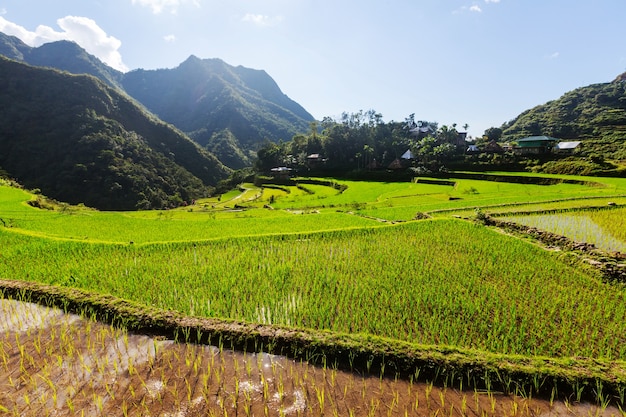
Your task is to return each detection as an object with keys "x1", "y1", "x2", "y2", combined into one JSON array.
[{"x1": 0, "y1": 298, "x2": 622, "y2": 416}]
